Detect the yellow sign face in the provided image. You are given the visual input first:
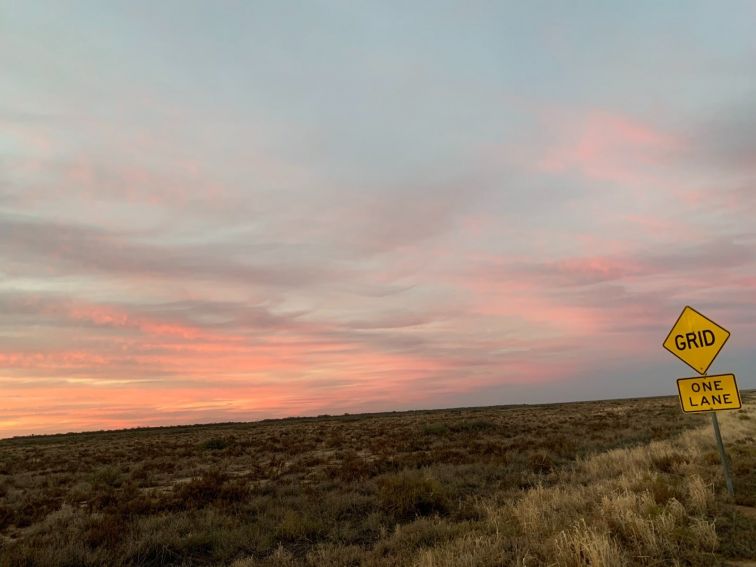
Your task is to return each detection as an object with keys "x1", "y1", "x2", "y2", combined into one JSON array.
[
  {"x1": 677, "y1": 374, "x2": 741, "y2": 413},
  {"x1": 663, "y1": 306, "x2": 730, "y2": 374}
]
